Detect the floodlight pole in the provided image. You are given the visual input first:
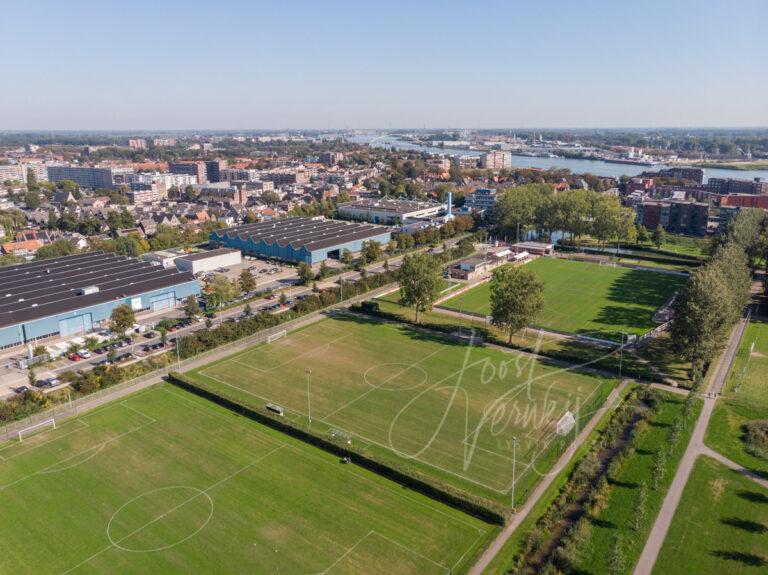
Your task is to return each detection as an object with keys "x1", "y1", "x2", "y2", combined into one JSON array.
[
  {"x1": 511, "y1": 436, "x2": 518, "y2": 511},
  {"x1": 306, "y1": 368, "x2": 312, "y2": 426},
  {"x1": 176, "y1": 336, "x2": 181, "y2": 369},
  {"x1": 619, "y1": 331, "x2": 624, "y2": 380}
]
